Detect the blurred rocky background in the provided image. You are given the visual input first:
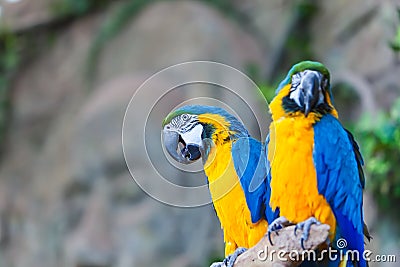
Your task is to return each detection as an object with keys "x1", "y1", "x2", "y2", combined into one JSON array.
[{"x1": 0, "y1": 0, "x2": 399, "y2": 266}]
